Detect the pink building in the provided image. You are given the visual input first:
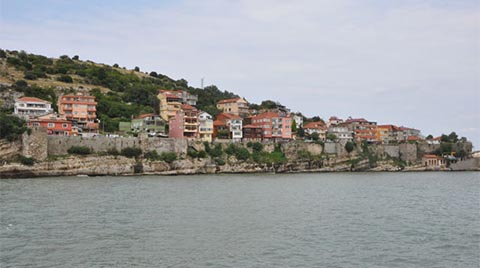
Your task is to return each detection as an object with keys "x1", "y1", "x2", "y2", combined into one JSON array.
[
  {"x1": 250, "y1": 111, "x2": 292, "y2": 141},
  {"x1": 168, "y1": 110, "x2": 184, "y2": 139}
]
